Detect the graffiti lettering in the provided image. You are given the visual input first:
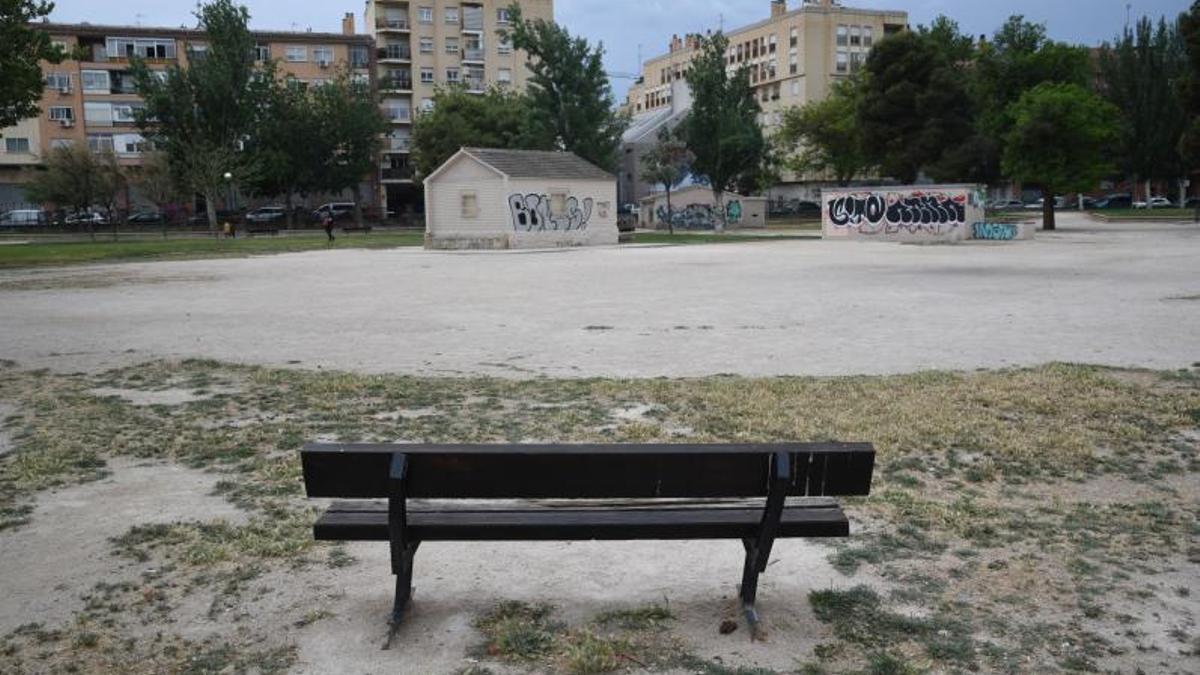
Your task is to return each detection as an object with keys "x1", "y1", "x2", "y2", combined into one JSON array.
[
  {"x1": 827, "y1": 191, "x2": 967, "y2": 235},
  {"x1": 973, "y1": 222, "x2": 1017, "y2": 241},
  {"x1": 654, "y1": 200, "x2": 743, "y2": 230},
  {"x1": 726, "y1": 200, "x2": 742, "y2": 224},
  {"x1": 508, "y1": 194, "x2": 594, "y2": 232}
]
